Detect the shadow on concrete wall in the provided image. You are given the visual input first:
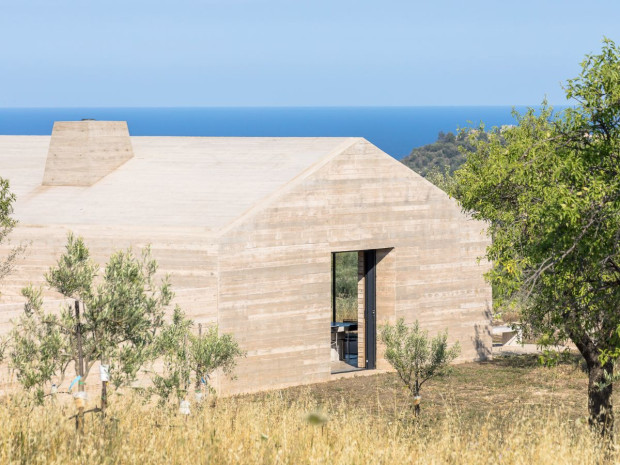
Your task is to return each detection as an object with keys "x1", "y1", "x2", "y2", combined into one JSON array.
[{"x1": 472, "y1": 303, "x2": 493, "y2": 361}]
